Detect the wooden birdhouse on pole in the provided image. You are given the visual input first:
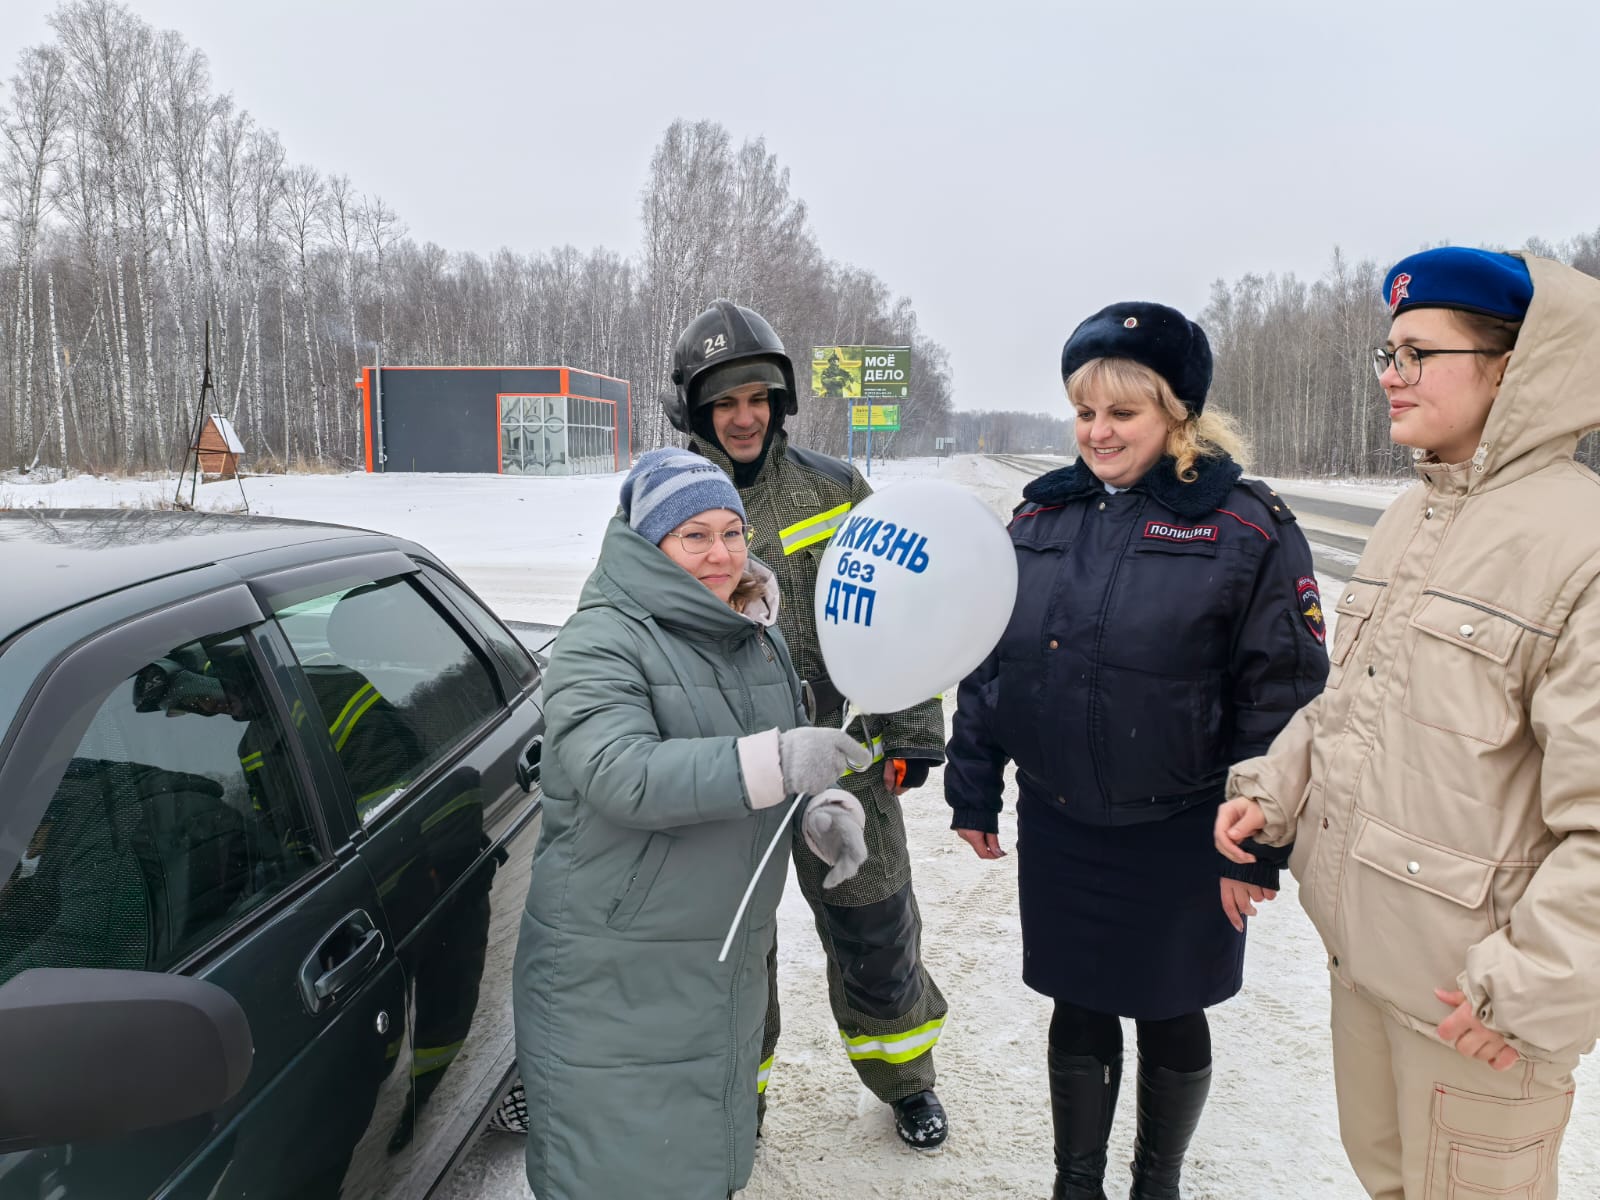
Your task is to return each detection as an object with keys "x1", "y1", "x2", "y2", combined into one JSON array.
[
  {"x1": 197, "y1": 414, "x2": 244, "y2": 478},
  {"x1": 175, "y1": 324, "x2": 250, "y2": 512}
]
